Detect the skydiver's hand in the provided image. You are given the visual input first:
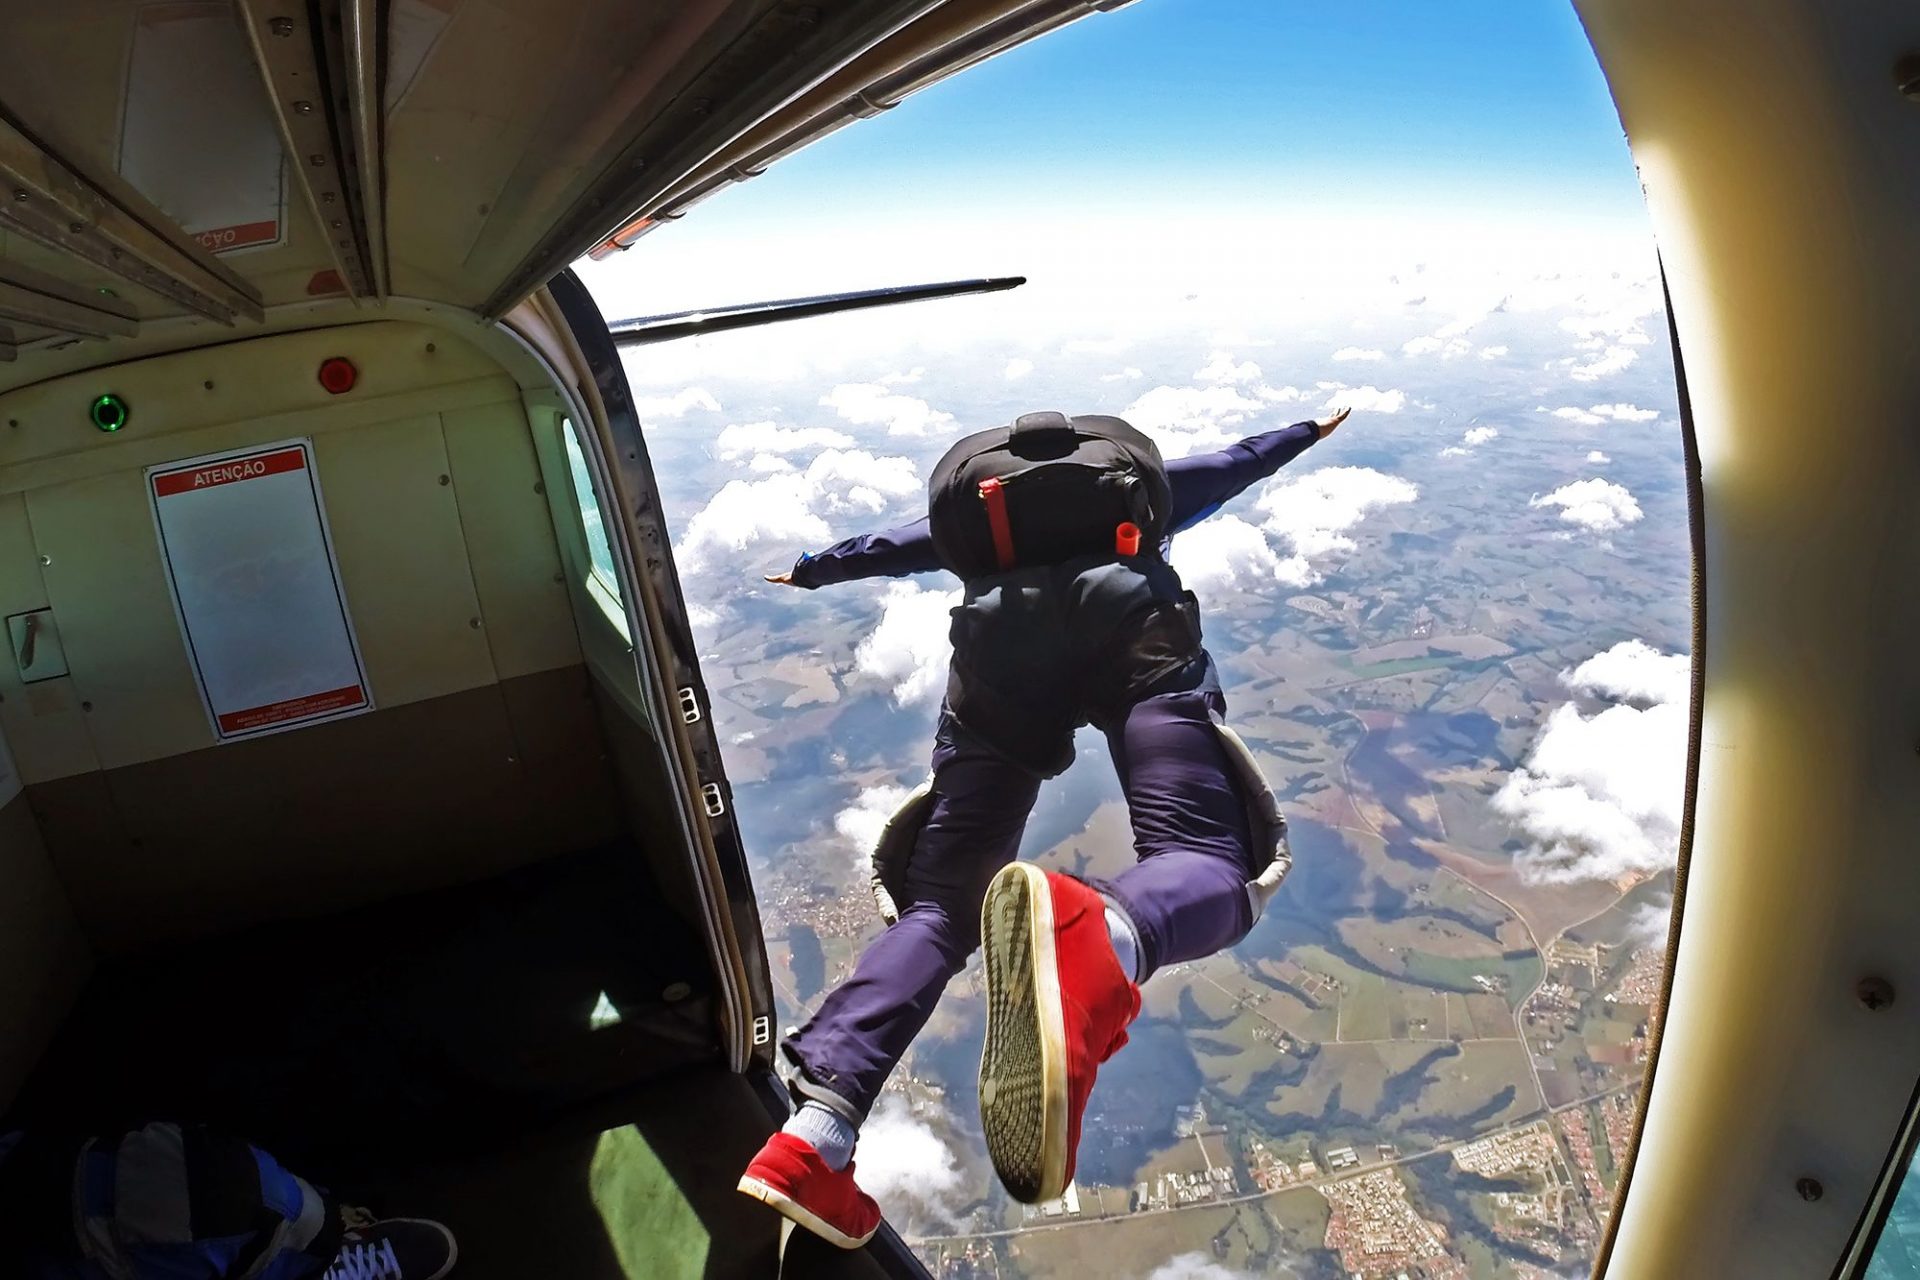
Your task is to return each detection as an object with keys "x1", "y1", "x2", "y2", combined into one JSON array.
[
  {"x1": 1313, "y1": 406, "x2": 1351, "y2": 439},
  {"x1": 764, "y1": 570, "x2": 795, "y2": 586}
]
